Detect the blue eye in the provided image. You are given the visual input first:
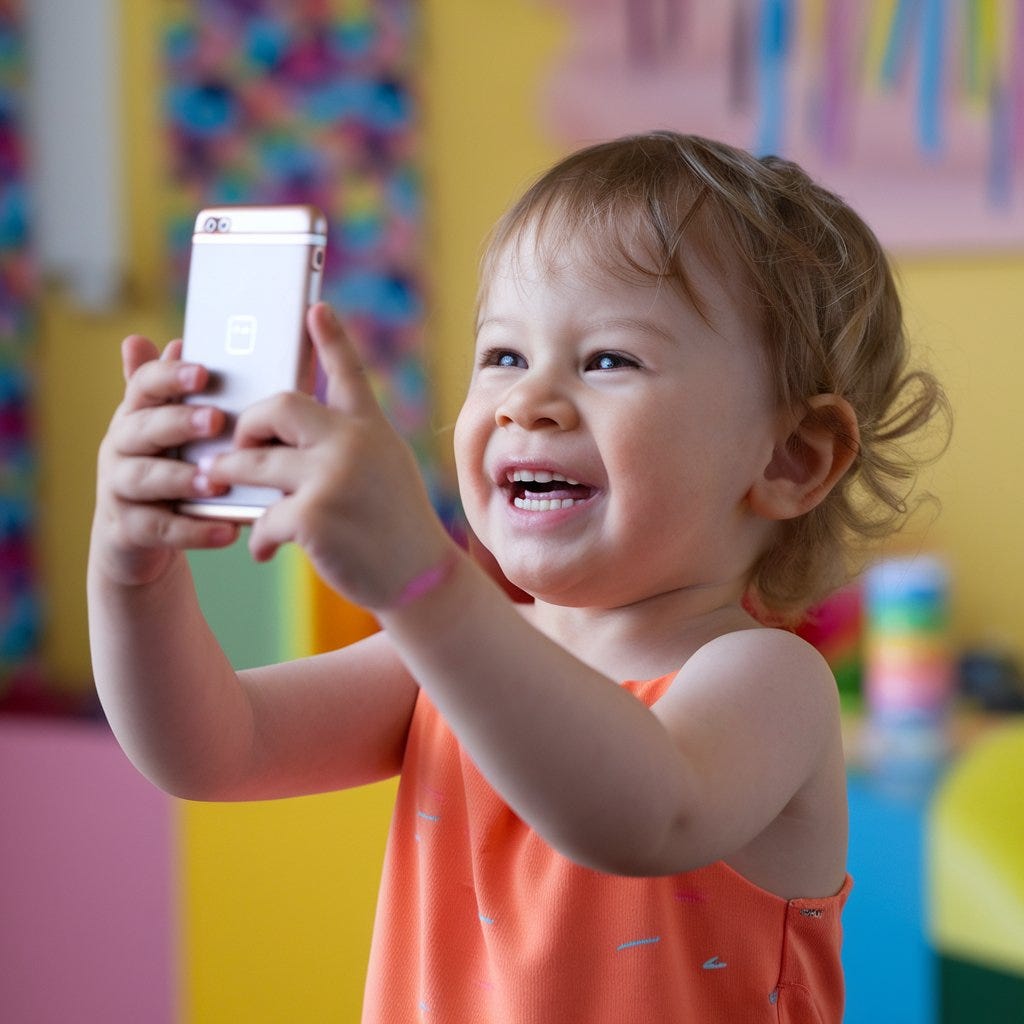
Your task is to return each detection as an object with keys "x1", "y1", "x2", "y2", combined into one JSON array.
[
  {"x1": 588, "y1": 352, "x2": 638, "y2": 371},
  {"x1": 480, "y1": 348, "x2": 525, "y2": 369}
]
